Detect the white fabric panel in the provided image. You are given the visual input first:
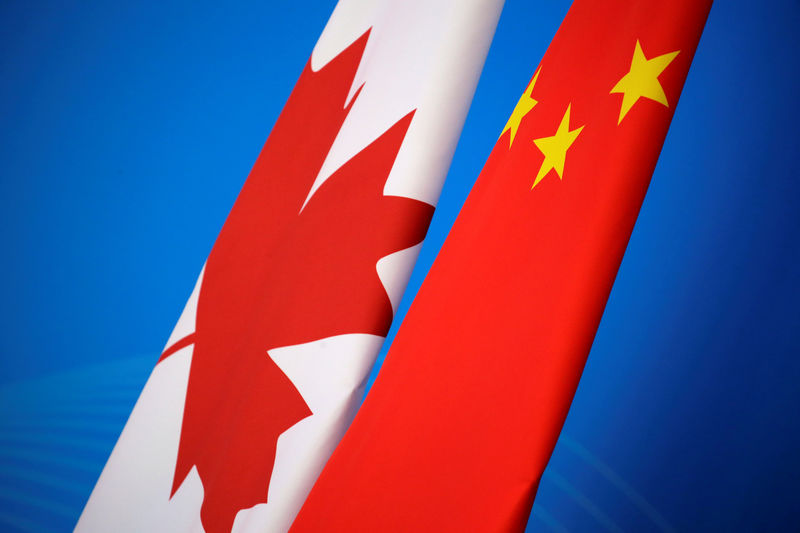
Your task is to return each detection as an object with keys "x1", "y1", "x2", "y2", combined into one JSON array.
[
  {"x1": 75, "y1": 346, "x2": 198, "y2": 532},
  {"x1": 305, "y1": 0, "x2": 504, "y2": 208},
  {"x1": 232, "y1": 334, "x2": 384, "y2": 532}
]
